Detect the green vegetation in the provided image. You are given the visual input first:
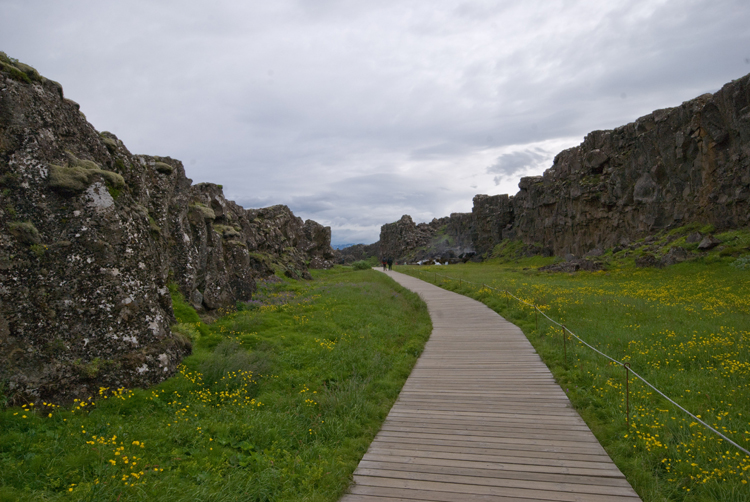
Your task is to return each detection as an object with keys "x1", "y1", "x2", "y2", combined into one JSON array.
[
  {"x1": 153, "y1": 162, "x2": 173, "y2": 175},
  {"x1": 399, "y1": 248, "x2": 750, "y2": 501},
  {"x1": 0, "y1": 52, "x2": 41, "y2": 84},
  {"x1": 0, "y1": 268, "x2": 431, "y2": 501},
  {"x1": 8, "y1": 221, "x2": 41, "y2": 245},
  {"x1": 351, "y1": 260, "x2": 371, "y2": 270},
  {"x1": 48, "y1": 160, "x2": 125, "y2": 195},
  {"x1": 189, "y1": 203, "x2": 216, "y2": 221},
  {"x1": 49, "y1": 151, "x2": 126, "y2": 195}
]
